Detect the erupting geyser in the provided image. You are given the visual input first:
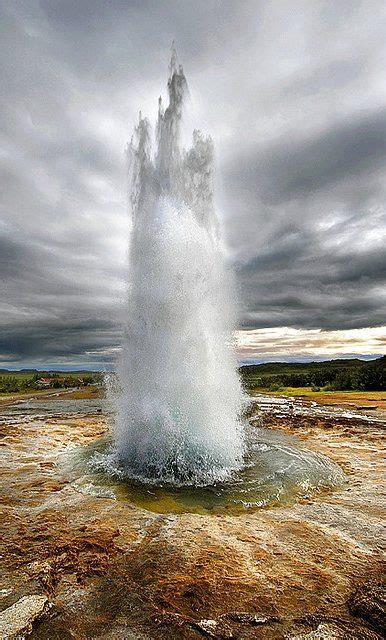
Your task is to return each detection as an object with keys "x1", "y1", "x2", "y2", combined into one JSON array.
[{"x1": 113, "y1": 51, "x2": 245, "y2": 484}]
